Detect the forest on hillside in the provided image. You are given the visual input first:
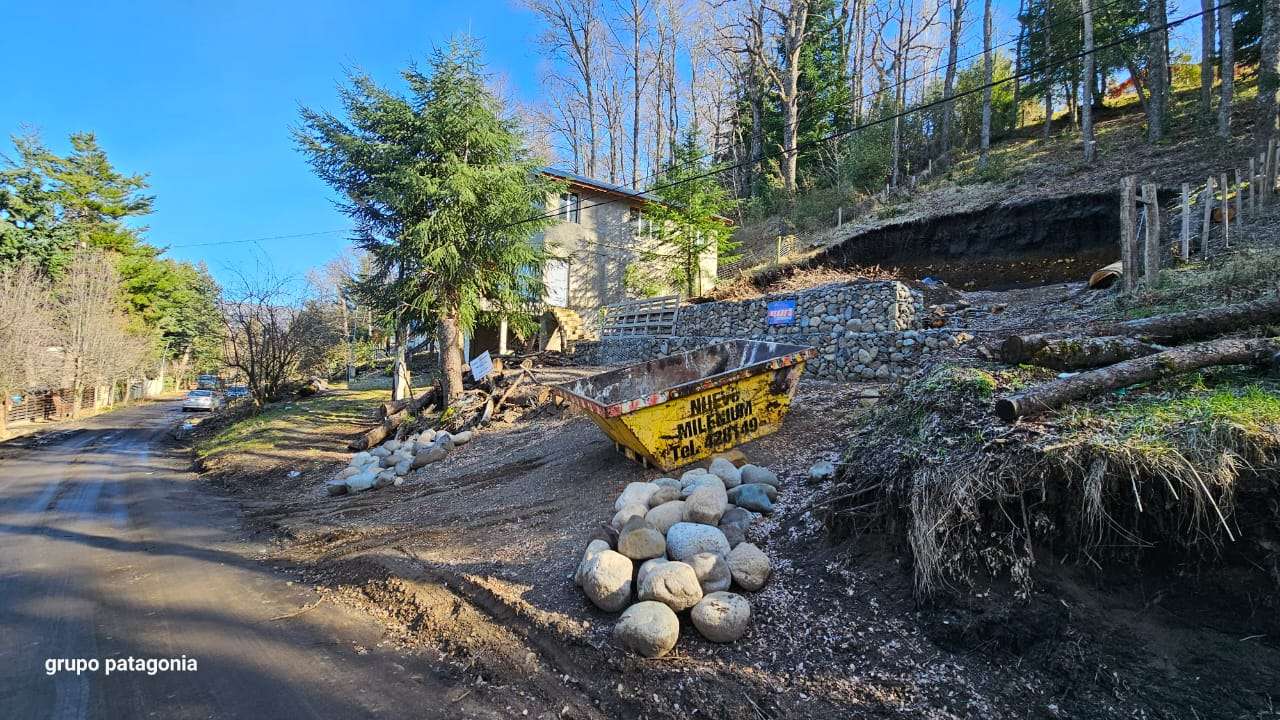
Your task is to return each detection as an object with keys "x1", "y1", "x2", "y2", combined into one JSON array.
[{"x1": 523, "y1": 0, "x2": 1277, "y2": 218}]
